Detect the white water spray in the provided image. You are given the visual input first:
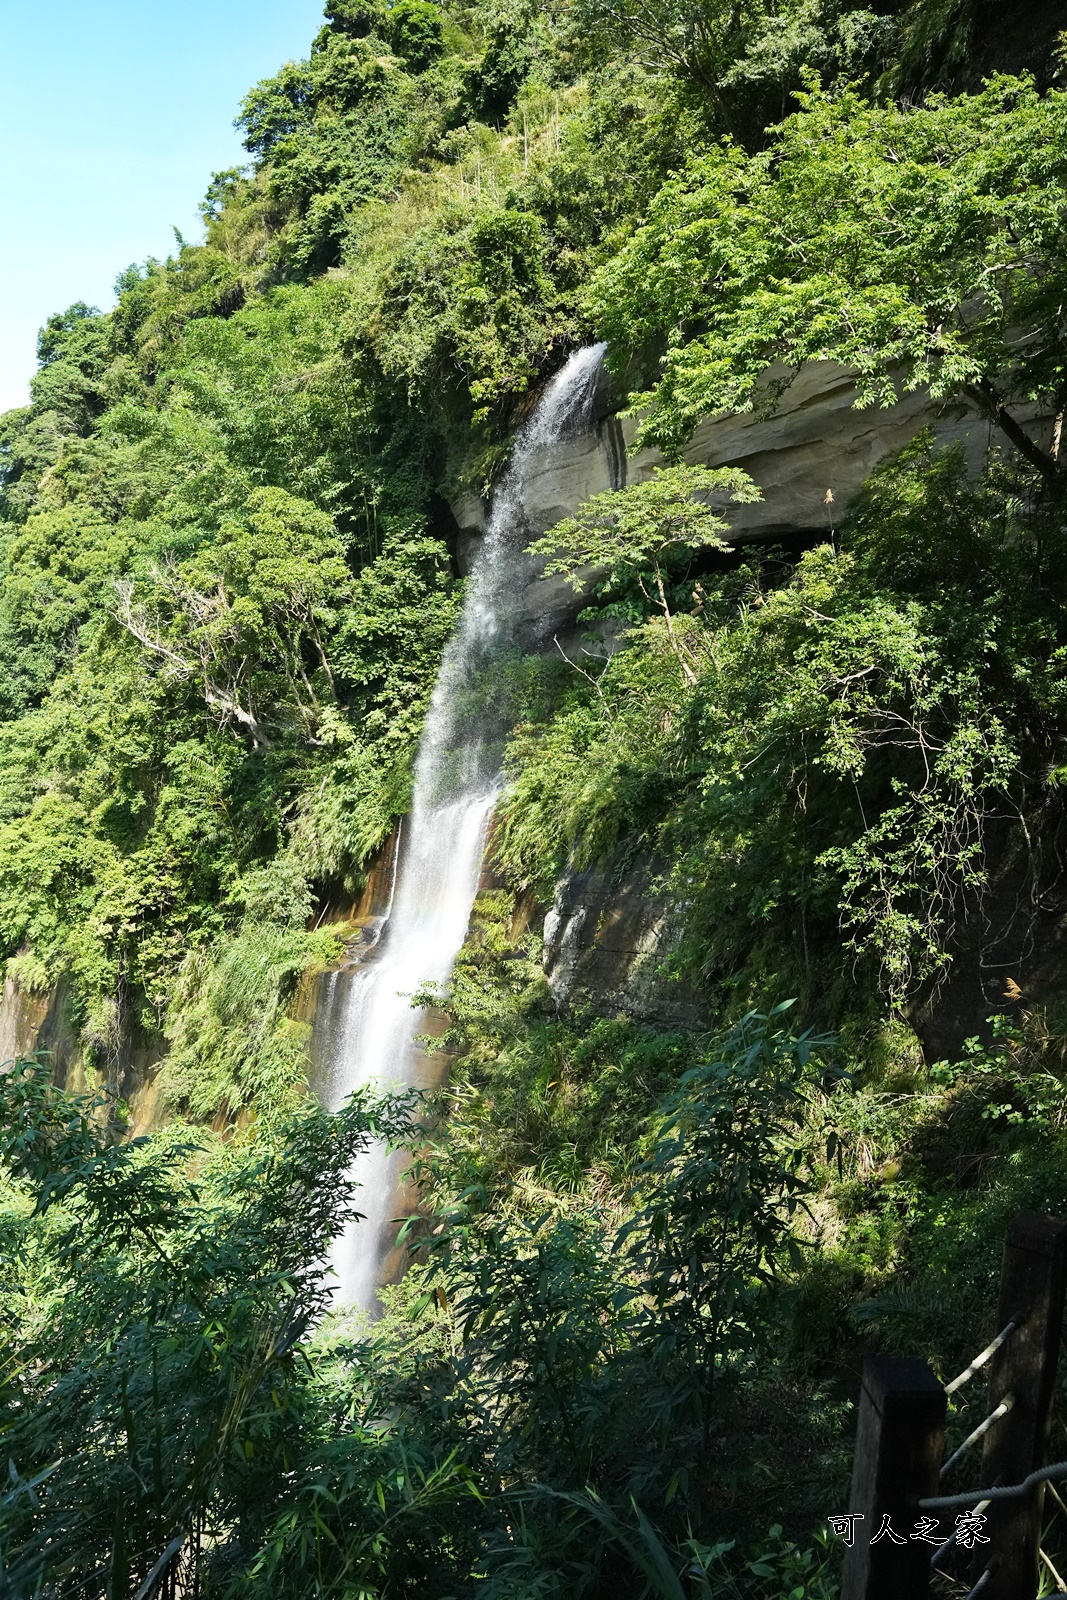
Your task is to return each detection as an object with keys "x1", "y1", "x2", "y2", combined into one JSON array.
[{"x1": 318, "y1": 343, "x2": 607, "y2": 1311}]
